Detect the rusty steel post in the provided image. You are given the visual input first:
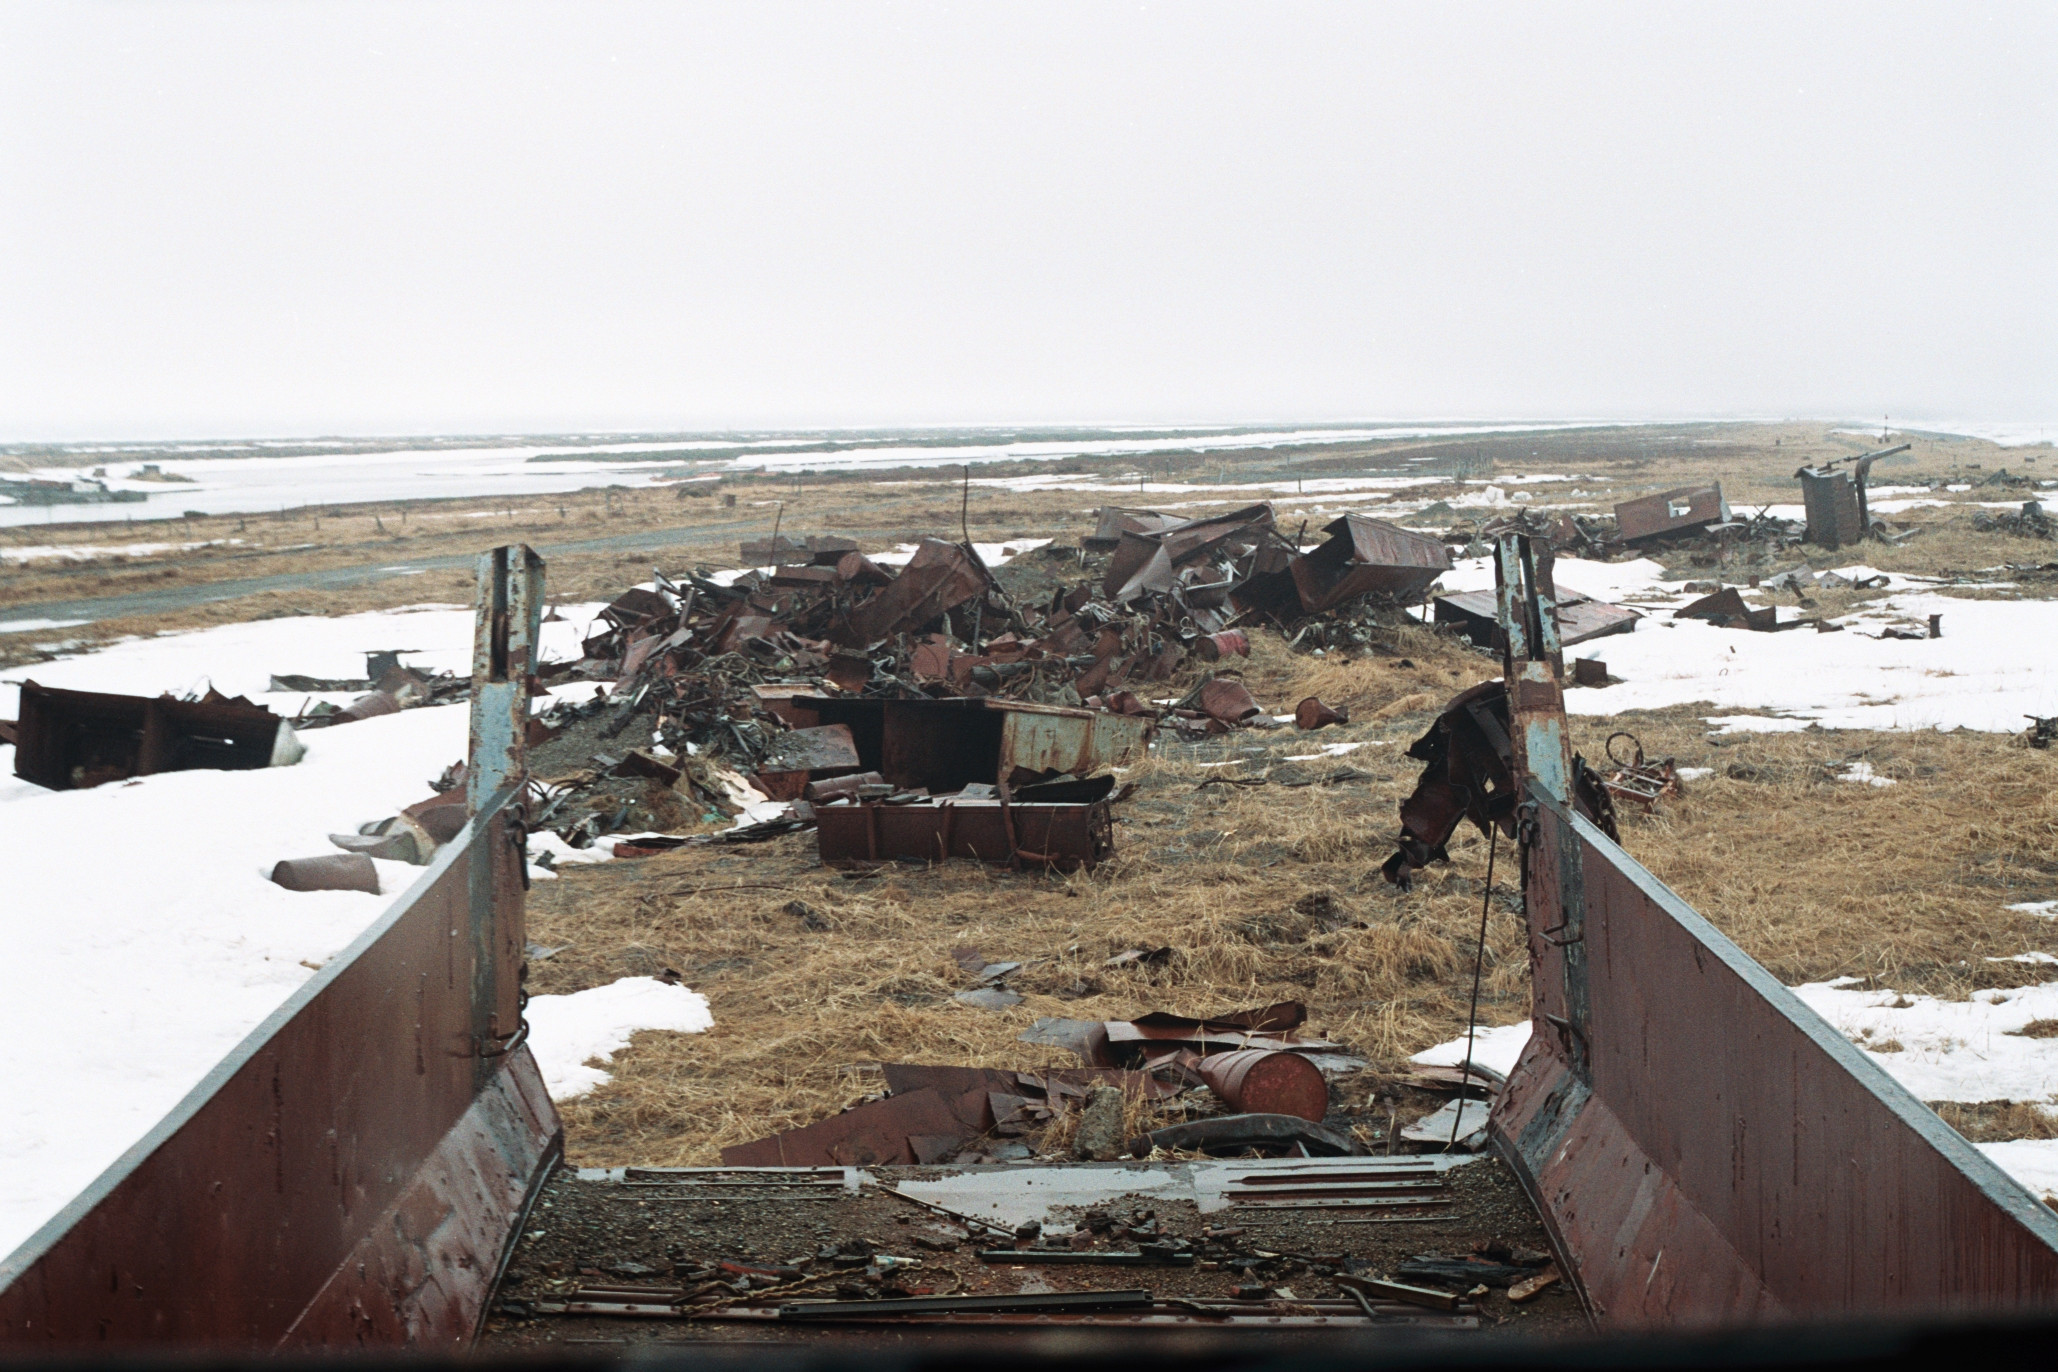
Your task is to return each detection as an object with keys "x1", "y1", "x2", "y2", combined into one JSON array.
[
  {"x1": 469, "y1": 544, "x2": 546, "y2": 815},
  {"x1": 469, "y1": 545, "x2": 545, "y2": 1078}
]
